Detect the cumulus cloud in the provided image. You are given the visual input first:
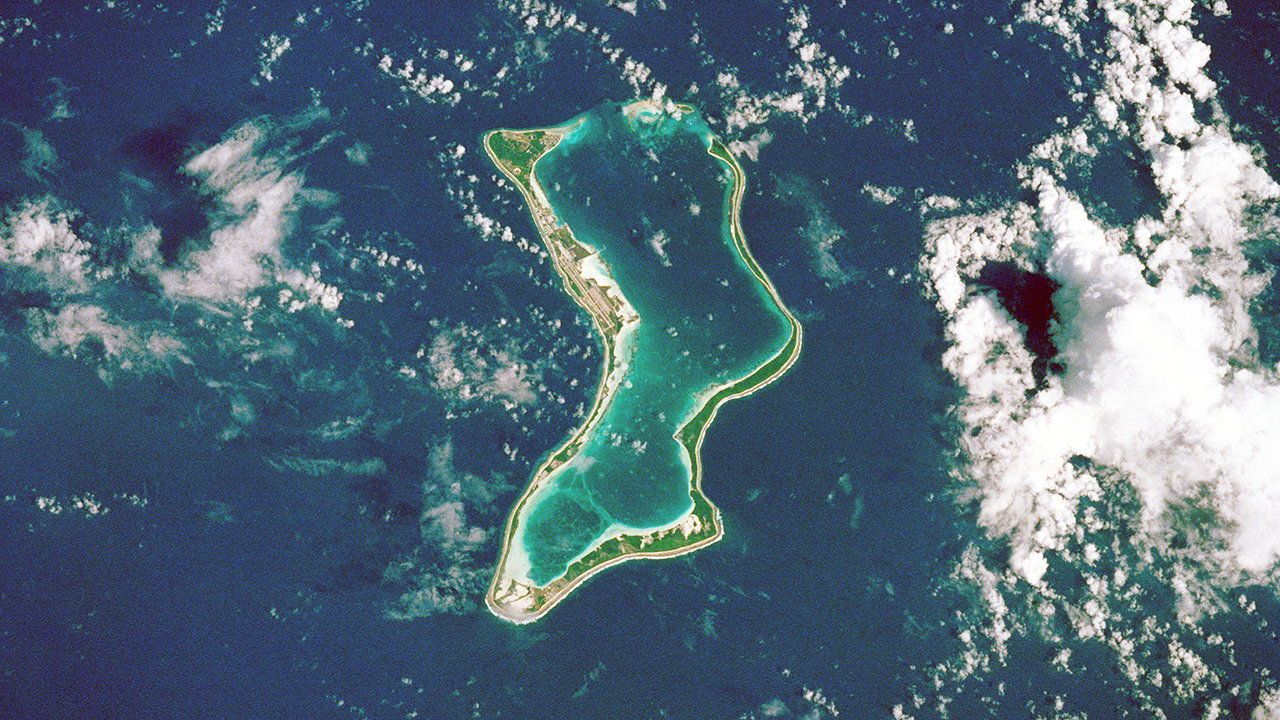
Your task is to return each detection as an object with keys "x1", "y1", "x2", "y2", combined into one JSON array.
[
  {"x1": 11, "y1": 124, "x2": 59, "y2": 180},
  {"x1": 377, "y1": 53, "x2": 462, "y2": 106},
  {"x1": 385, "y1": 440, "x2": 511, "y2": 619},
  {"x1": 425, "y1": 324, "x2": 541, "y2": 408},
  {"x1": 0, "y1": 198, "x2": 189, "y2": 381},
  {"x1": 904, "y1": 8, "x2": 1280, "y2": 709},
  {"x1": 159, "y1": 110, "x2": 342, "y2": 312},
  {"x1": 1256, "y1": 690, "x2": 1280, "y2": 720},
  {"x1": 0, "y1": 196, "x2": 93, "y2": 290},
  {"x1": 922, "y1": 0, "x2": 1280, "y2": 600},
  {"x1": 929, "y1": 177, "x2": 1280, "y2": 586},
  {"x1": 0, "y1": 109, "x2": 349, "y2": 395},
  {"x1": 861, "y1": 182, "x2": 904, "y2": 206},
  {"x1": 776, "y1": 175, "x2": 859, "y2": 288},
  {"x1": 3, "y1": 110, "x2": 343, "y2": 314},
  {"x1": 712, "y1": 6, "x2": 854, "y2": 137},
  {"x1": 255, "y1": 33, "x2": 291, "y2": 83},
  {"x1": 726, "y1": 128, "x2": 773, "y2": 162},
  {"x1": 27, "y1": 304, "x2": 188, "y2": 382},
  {"x1": 497, "y1": 0, "x2": 668, "y2": 98}
]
